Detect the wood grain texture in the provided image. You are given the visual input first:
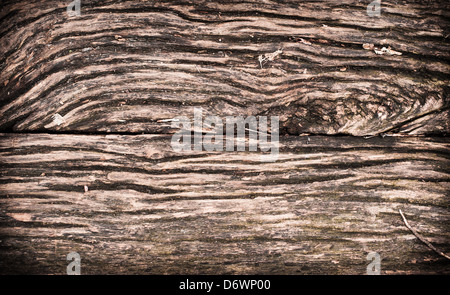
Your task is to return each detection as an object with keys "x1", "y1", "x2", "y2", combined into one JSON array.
[
  {"x1": 0, "y1": 0, "x2": 449, "y2": 136},
  {"x1": 0, "y1": 133, "x2": 449, "y2": 274}
]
